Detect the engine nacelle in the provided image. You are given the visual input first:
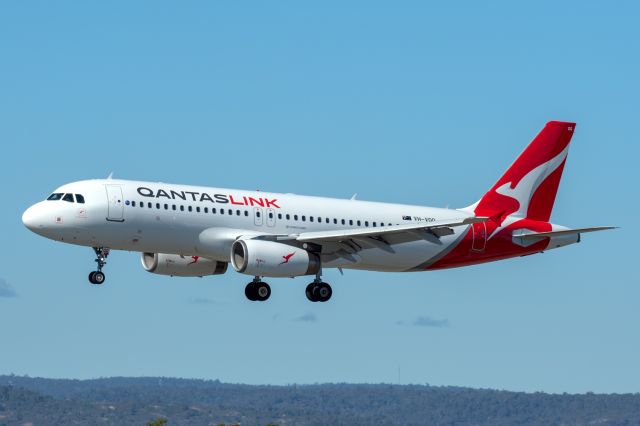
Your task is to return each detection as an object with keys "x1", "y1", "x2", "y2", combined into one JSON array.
[
  {"x1": 141, "y1": 253, "x2": 228, "y2": 277},
  {"x1": 230, "y1": 239, "x2": 320, "y2": 278}
]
